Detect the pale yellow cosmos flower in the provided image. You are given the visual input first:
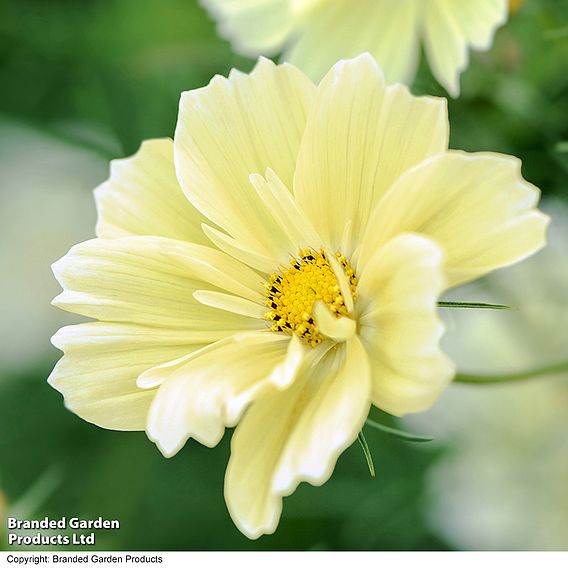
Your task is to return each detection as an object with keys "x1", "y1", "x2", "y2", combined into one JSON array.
[
  {"x1": 49, "y1": 54, "x2": 548, "y2": 539},
  {"x1": 201, "y1": 0, "x2": 510, "y2": 96}
]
